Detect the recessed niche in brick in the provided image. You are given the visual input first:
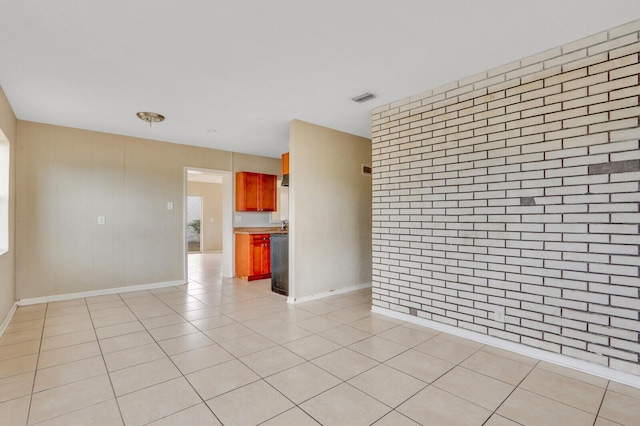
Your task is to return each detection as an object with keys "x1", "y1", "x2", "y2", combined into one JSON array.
[{"x1": 588, "y1": 159, "x2": 640, "y2": 175}]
